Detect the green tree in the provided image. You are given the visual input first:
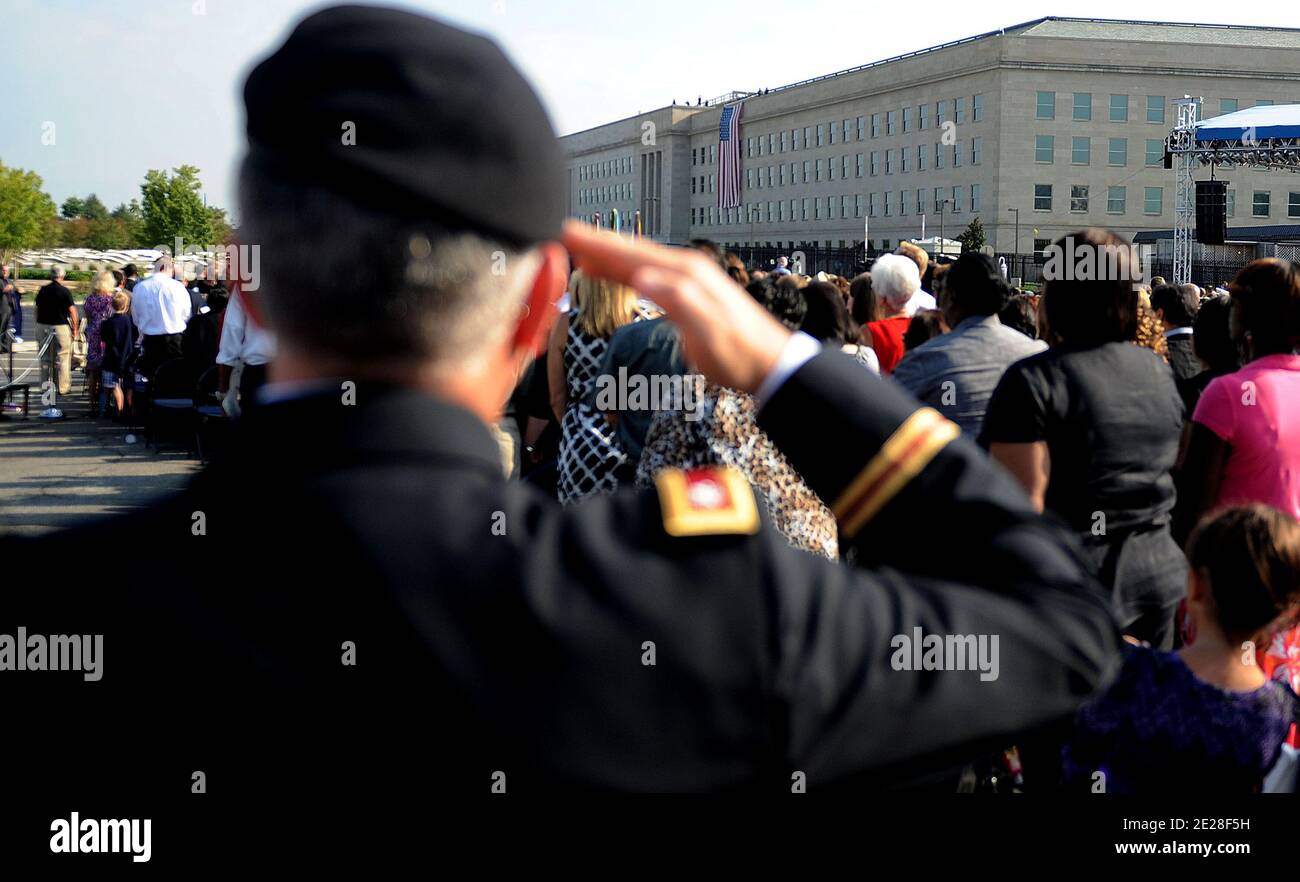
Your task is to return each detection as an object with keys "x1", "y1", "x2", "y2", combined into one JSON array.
[
  {"x1": 112, "y1": 198, "x2": 142, "y2": 221},
  {"x1": 81, "y1": 193, "x2": 108, "y2": 221},
  {"x1": 61, "y1": 196, "x2": 87, "y2": 218},
  {"x1": 39, "y1": 214, "x2": 63, "y2": 248},
  {"x1": 955, "y1": 216, "x2": 987, "y2": 253},
  {"x1": 61, "y1": 193, "x2": 108, "y2": 220},
  {"x1": 86, "y1": 217, "x2": 135, "y2": 250},
  {"x1": 140, "y1": 165, "x2": 213, "y2": 251},
  {"x1": 59, "y1": 217, "x2": 92, "y2": 247},
  {"x1": 0, "y1": 162, "x2": 58, "y2": 260},
  {"x1": 206, "y1": 205, "x2": 234, "y2": 247},
  {"x1": 48, "y1": 194, "x2": 153, "y2": 250},
  {"x1": 109, "y1": 200, "x2": 145, "y2": 247}
]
